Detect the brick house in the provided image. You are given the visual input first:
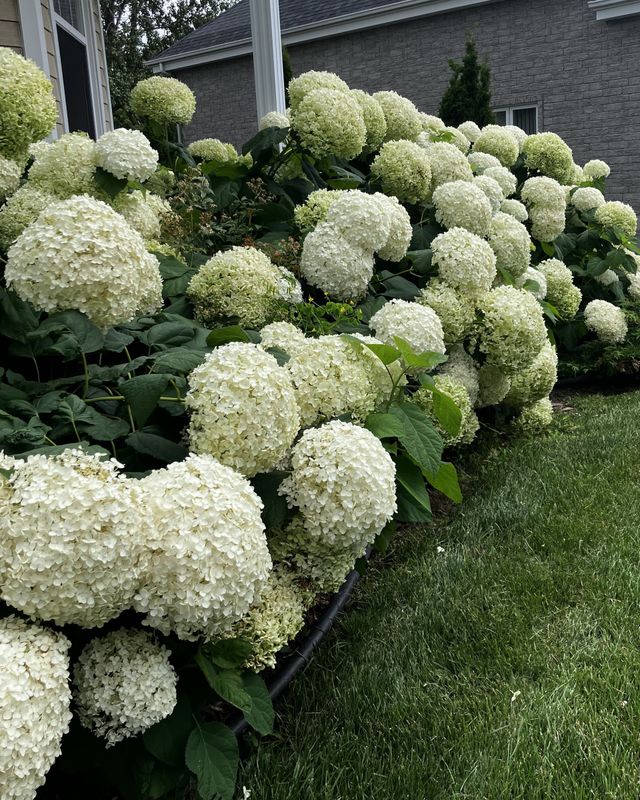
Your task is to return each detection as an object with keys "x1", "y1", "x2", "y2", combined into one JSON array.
[{"x1": 147, "y1": 0, "x2": 640, "y2": 209}]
